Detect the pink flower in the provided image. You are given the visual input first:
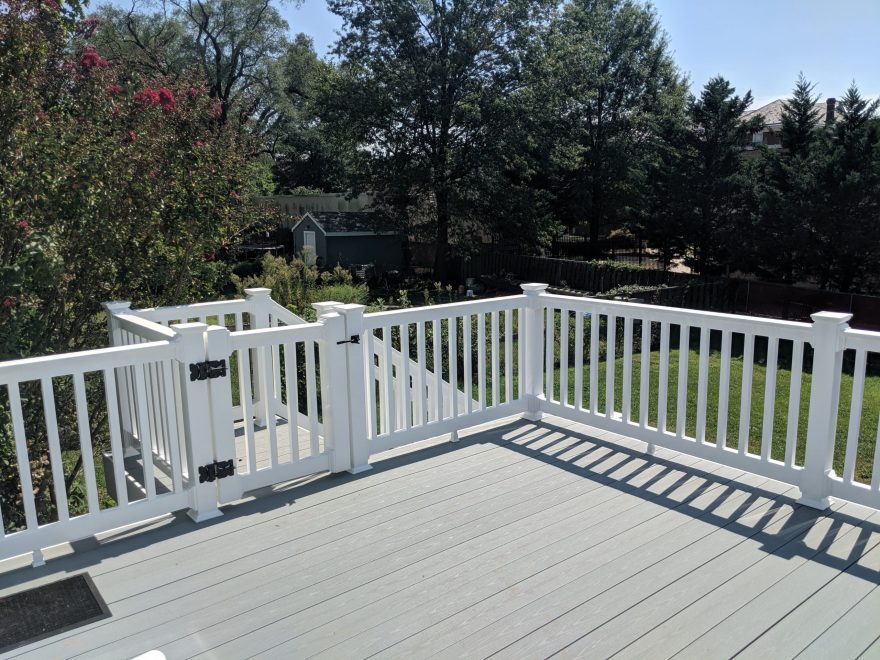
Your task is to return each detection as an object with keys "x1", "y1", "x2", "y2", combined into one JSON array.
[
  {"x1": 107, "y1": 84, "x2": 122, "y2": 96},
  {"x1": 43, "y1": 0, "x2": 59, "y2": 9},
  {"x1": 81, "y1": 46, "x2": 108, "y2": 69},
  {"x1": 2, "y1": 298, "x2": 13, "y2": 309},
  {"x1": 80, "y1": 17, "x2": 100, "y2": 37},
  {"x1": 123, "y1": 130, "x2": 137, "y2": 144},
  {"x1": 134, "y1": 88, "x2": 161, "y2": 107},
  {"x1": 157, "y1": 87, "x2": 175, "y2": 112},
  {"x1": 194, "y1": 139, "x2": 205, "y2": 148},
  {"x1": 17, "y1": 219, "x2": 29, "y2": 229}
]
